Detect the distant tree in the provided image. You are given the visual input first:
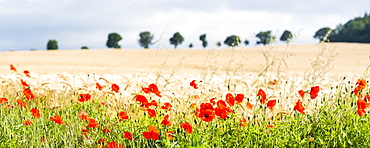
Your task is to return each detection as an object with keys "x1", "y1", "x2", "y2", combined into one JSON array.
[
  {"x1": 244, "y1": 39, "x2": 249, "y2": 46},
  {"x1": 169, "y1": 32, "x2": 184, "y2": 49},
  {"x1": 189, "y1": 43, "x2": 193, "y2": 48},
  {"x1": 224, "y1": 35, "x2": 241, "y2": 47},
  {"x1": 81, "y1": 46, "x2": 89, "y2": 50},
  {"x1": 106, "y1": 33, "x2": 122, "y2": 48},
  {"x1": 313, "y1": 27, "x2": 332, "y2": 42},
  {"x1": 280, "y1": 30, "x2": 293, "y2": 43},
  {"x1": 256, "y1": 31, "x2": 276, "y2": 45},
  {"x1": 138, "y1": 31, "x2": 154, "y2": 49},
  {"x1": 47, "y1": 39, "x2": 58, "y2": 50},
  {"x1": 199, "y1": 34, "x2": 208, "y2": 48},
  {"x1": 216, "y1": 41, "x2": 221, "y2": 47}
]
